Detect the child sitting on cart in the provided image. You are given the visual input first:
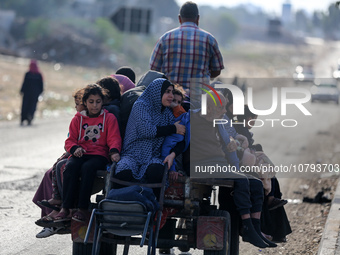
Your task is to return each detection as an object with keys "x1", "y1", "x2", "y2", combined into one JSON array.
[{"x1": 54, "y1": 84, "x2": 121, "y2": 222}]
